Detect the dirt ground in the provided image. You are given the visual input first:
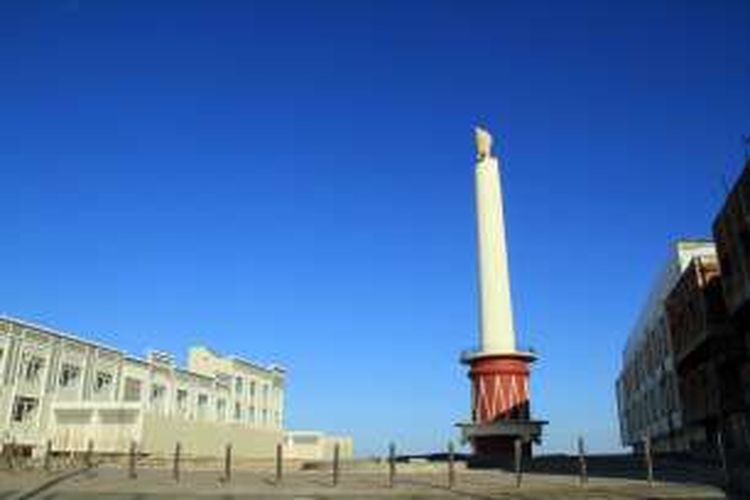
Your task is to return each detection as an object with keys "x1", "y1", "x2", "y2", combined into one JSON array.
[{"x1": 0, "y1": 461, "x2": 727, "y2": 499}]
